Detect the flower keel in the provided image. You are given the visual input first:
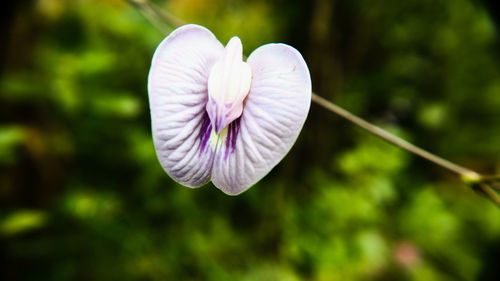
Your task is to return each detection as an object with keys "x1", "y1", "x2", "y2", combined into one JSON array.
[{"x1": 206, "y1": 37, "x2": 252, "y2": 134}]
